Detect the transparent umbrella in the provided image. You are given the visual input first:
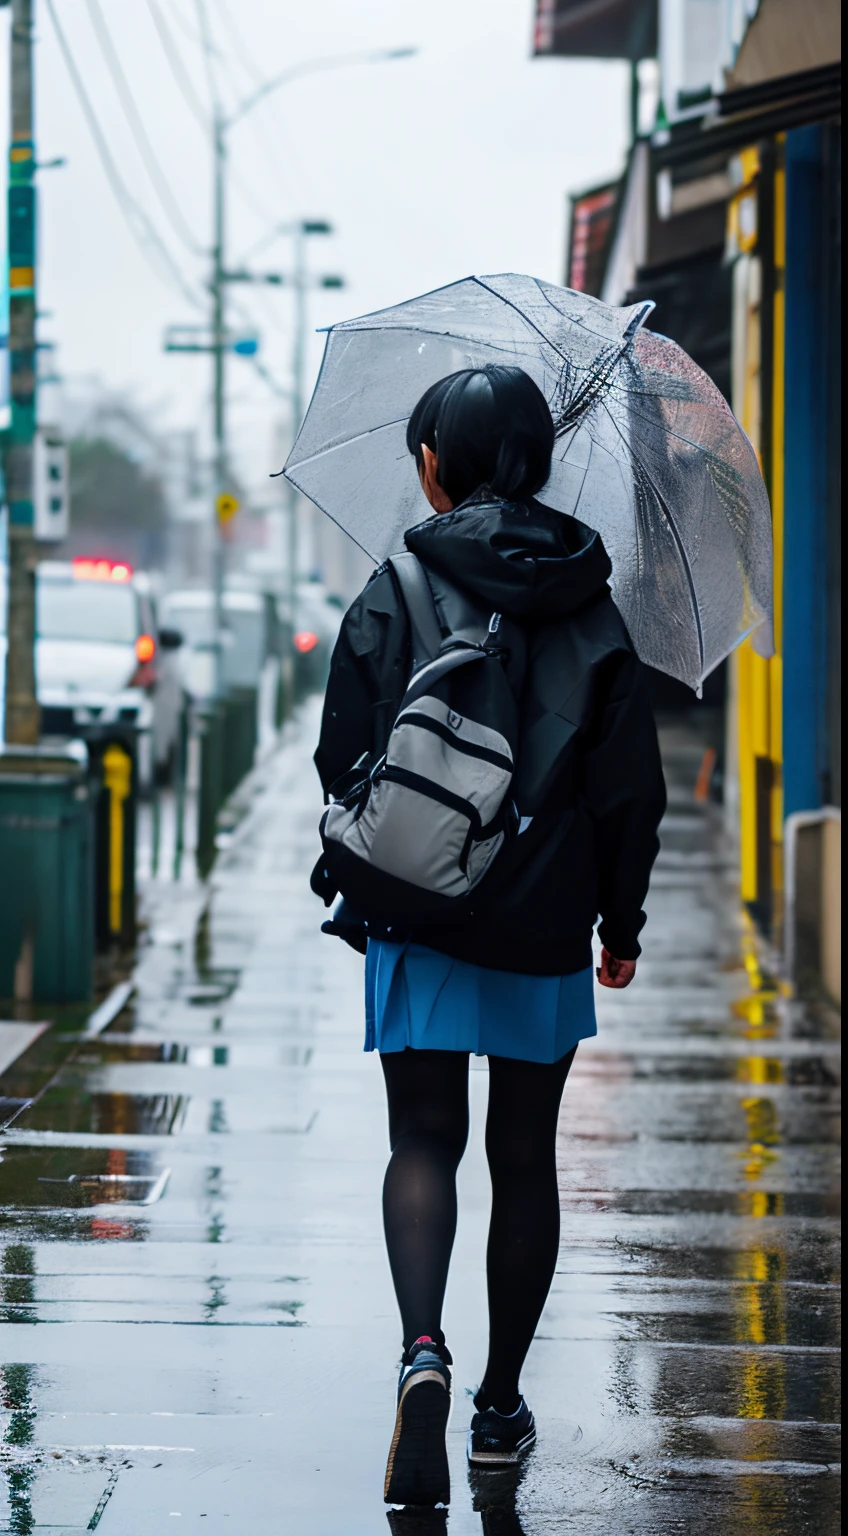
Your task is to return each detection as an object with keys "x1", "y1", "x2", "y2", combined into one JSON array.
[{"x1": 283, "y1": 273, "x2": 773, "y2": 691}]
